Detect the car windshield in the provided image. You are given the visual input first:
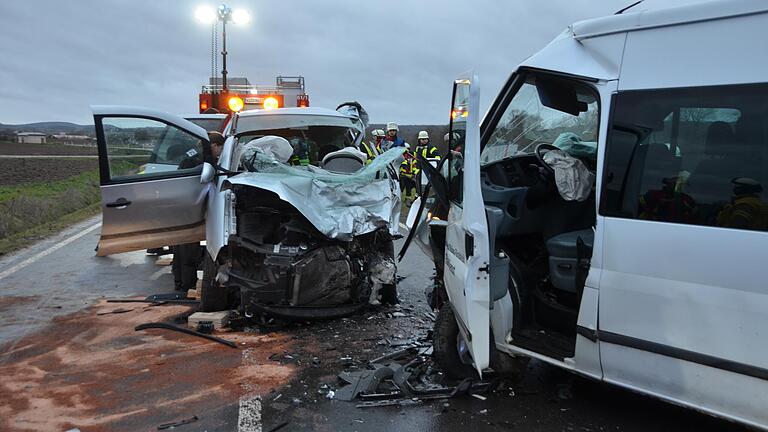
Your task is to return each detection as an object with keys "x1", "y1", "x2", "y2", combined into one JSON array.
[
  {"x1": 236, "y1": 113, "x2": 362, "y2": 166},
  {"x1": 481, "y1": 75, "x2": 599, "y2": 166}
]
